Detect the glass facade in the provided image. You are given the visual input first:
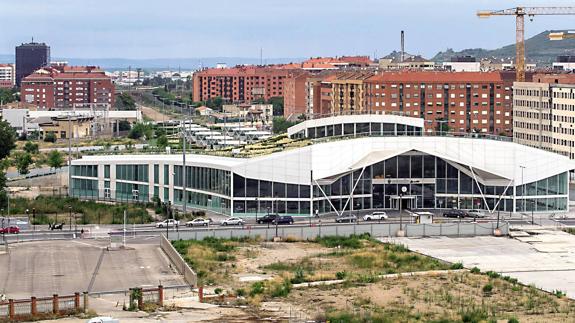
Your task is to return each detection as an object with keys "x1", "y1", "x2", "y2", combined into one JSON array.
[
  {"x1": 294, "y1": 122, "x2": 424, "y2": 140},
  {"x1": 70, "y1": 155, "x2": 569, "y2": 216},
  {"x1": 71, "y1": 165, "x2": 98, "y2": 177},
  {"x1": 116, "y1": 165, "x2": 149, "y2": 182}
]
